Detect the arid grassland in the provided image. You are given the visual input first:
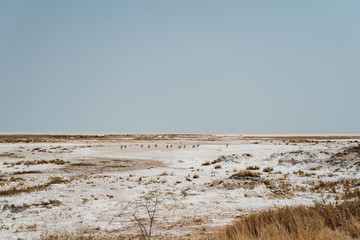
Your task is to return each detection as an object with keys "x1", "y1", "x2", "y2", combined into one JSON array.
[{"x1": 0, "y1": 133, "x2": 359, "y2": 239}]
